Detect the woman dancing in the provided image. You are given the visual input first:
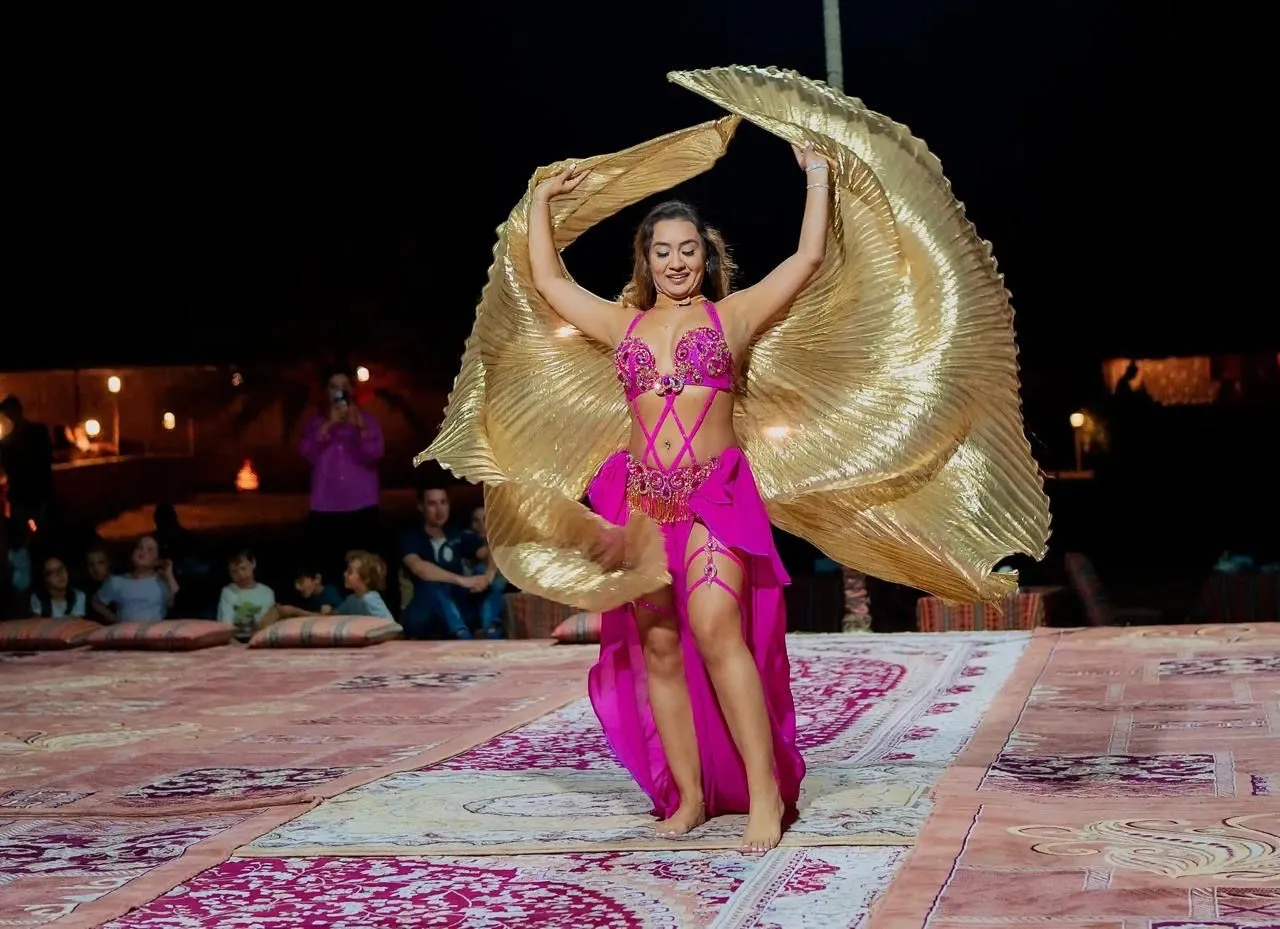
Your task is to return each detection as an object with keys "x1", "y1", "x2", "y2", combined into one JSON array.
[
  {"x1": 419, "y1": 66, "x2": 1050, "y2": 856},
  {"x1": 529, "y1": 142, "x2": 831, "y2": 851}
]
